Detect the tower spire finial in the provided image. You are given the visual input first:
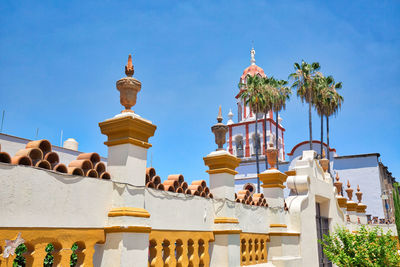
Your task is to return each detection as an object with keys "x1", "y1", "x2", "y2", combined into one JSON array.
[
  {"x1": 125, "y1": 54, "x2": 134, "y2": 77},
  {"x1": 217, "y1": 106, "x2": 223, "y2": 123},
  {"x1": 250, "y1": 42, "x2": 256, "y2": 65}
]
